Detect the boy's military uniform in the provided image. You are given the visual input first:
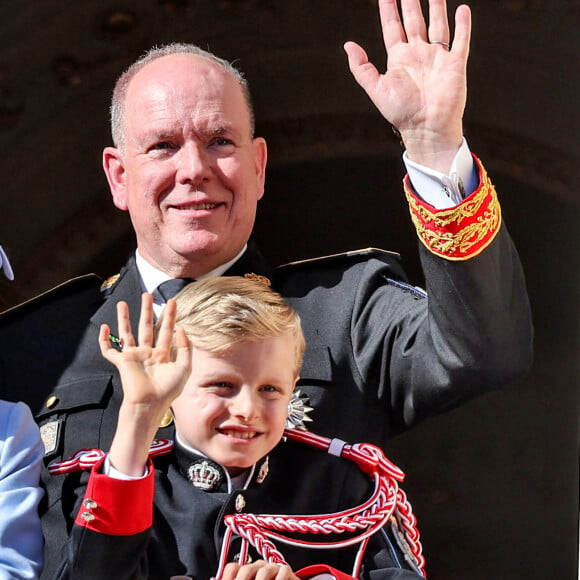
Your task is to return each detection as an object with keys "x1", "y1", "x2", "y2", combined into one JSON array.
[{"x1": 53, "y1": 434, "x2": 425, "y2": 579}]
